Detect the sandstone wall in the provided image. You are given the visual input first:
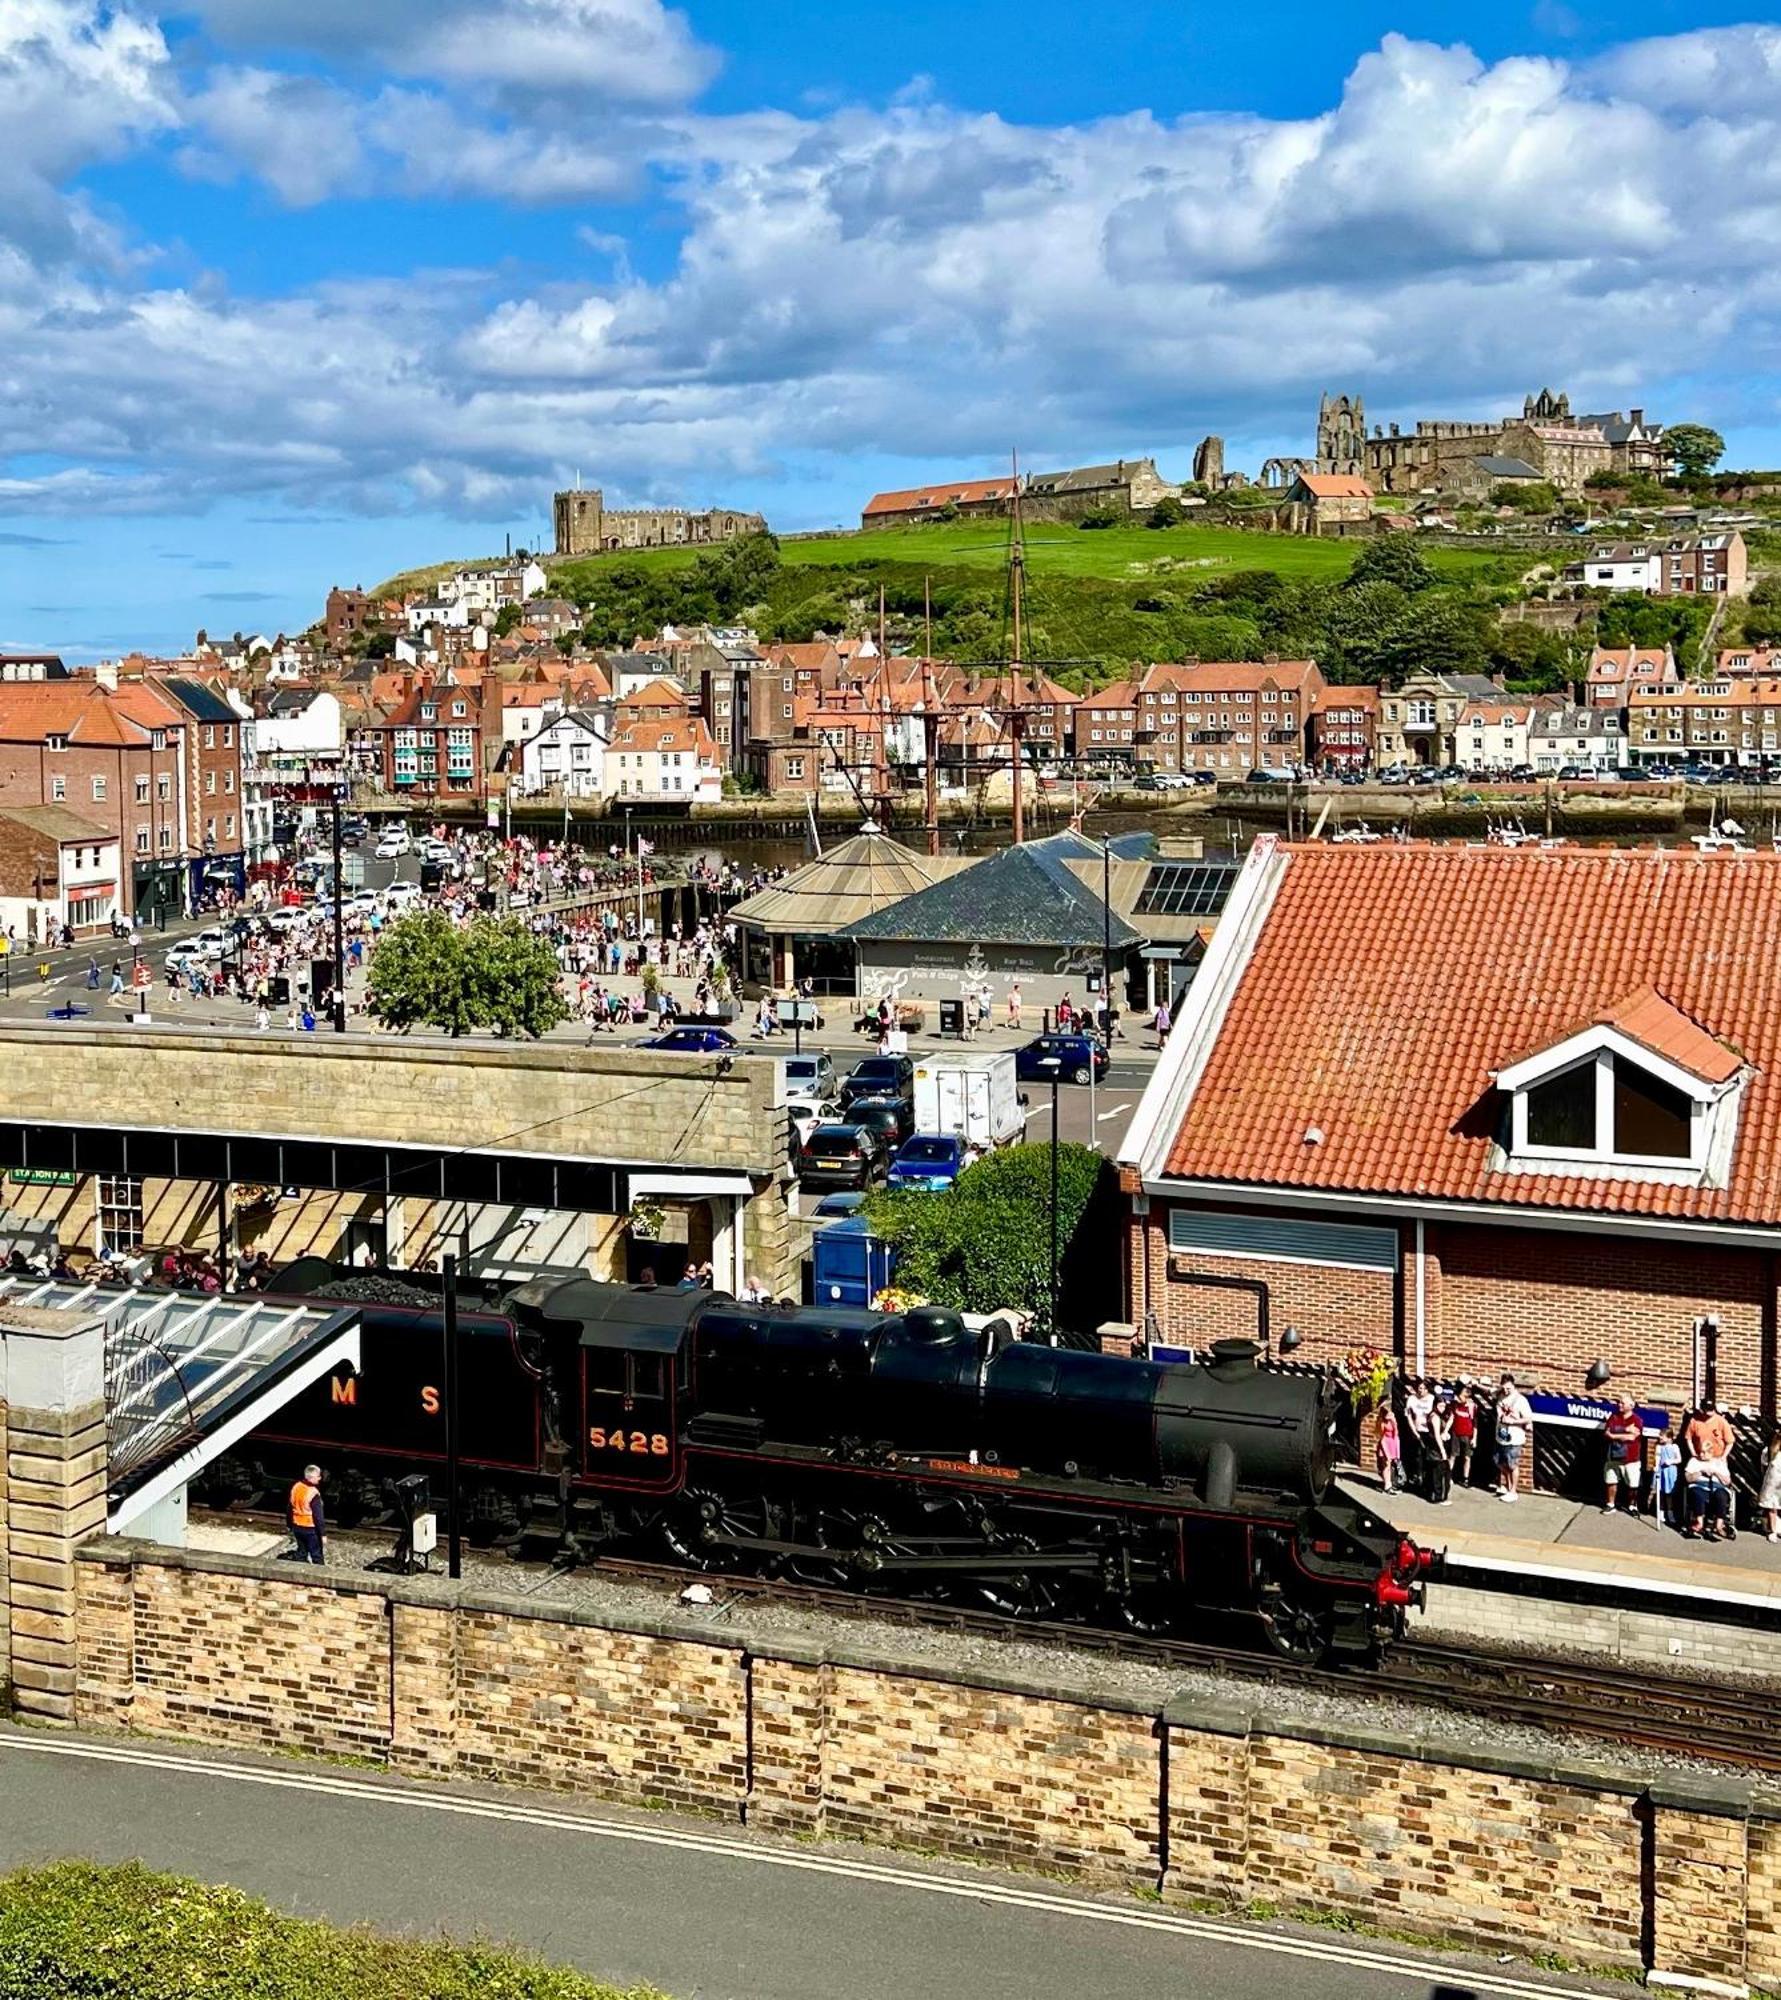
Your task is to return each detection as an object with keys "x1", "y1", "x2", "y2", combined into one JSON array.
[{"x1": 74, "y1": 1541, "x2": 1776, "y2": 1990}]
